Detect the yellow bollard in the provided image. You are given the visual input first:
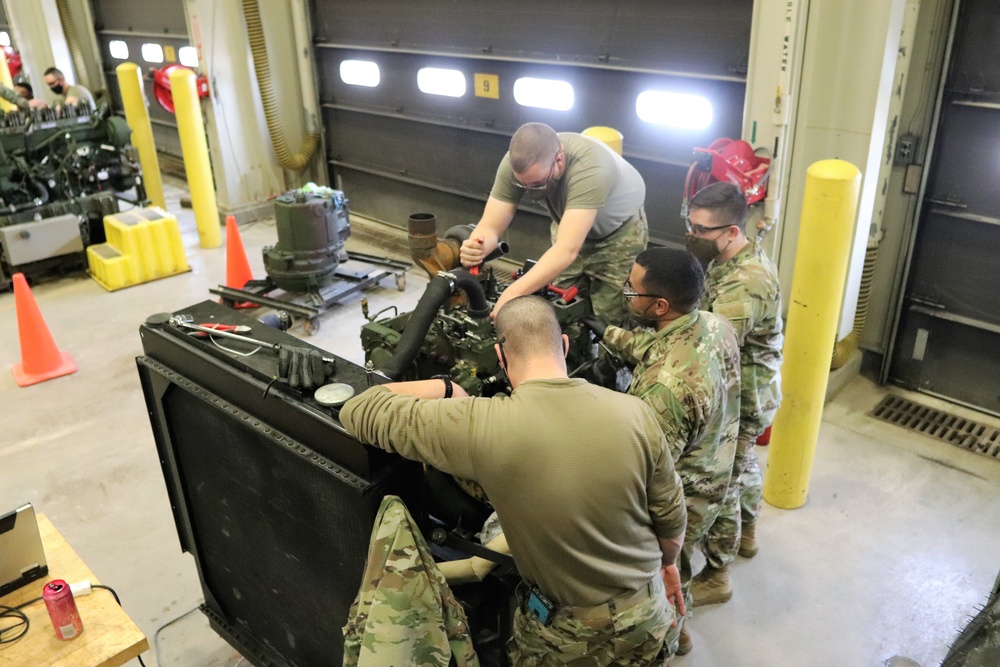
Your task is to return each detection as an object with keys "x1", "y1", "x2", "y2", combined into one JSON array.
[
  {"x1": 170, "y1": 67, "x2": 221, "y2": 249},
  {"x1": 763, "y1": 159, "x2": 861, "y2": 509},
  {"x1": 115, "y1": 63, "x2": 166, "y2": 209},
  {"x1": 0, "y1": 49, "x2": 18, "y2": 112},
  {"x1": 582, "y1": 126, "x2": 623, "y2": 155}
]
